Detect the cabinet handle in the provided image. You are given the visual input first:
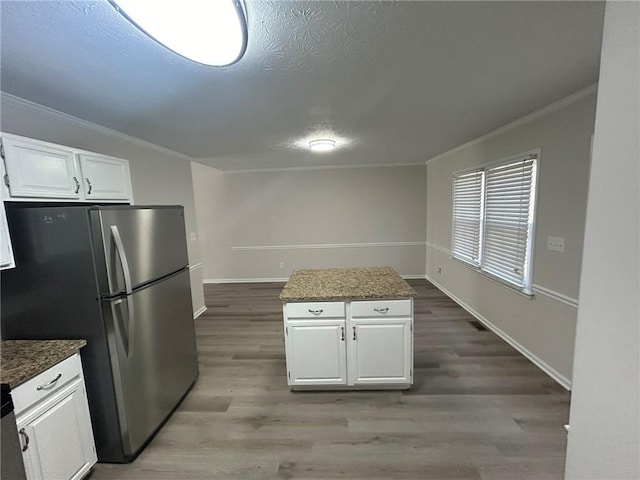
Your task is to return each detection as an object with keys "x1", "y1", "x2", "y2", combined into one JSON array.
[
  {"x1": 19, "y1": 428, "x2": 29, "y2": 452},
  {"x1": 85, "y1": 177, "x2": 92, "y2": 195},
  {"x1": 340, "y1": 326, "x2": 344, "y2": 341},
  {"x1": 353, "y1": 326, "x2": 357, "y2": 341},
  {"x1": 72, "y1": 176, "x2": 80, "y2": 194},
  {"x1": 374, "y1": 307, "x2": 389, "y2": 314},
  {"x1": 308, "y1": 309, "x2": 323, "y2": 315},
  {"x1": 36, "y1": 373, "x2": 62, "y2": 391}
]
